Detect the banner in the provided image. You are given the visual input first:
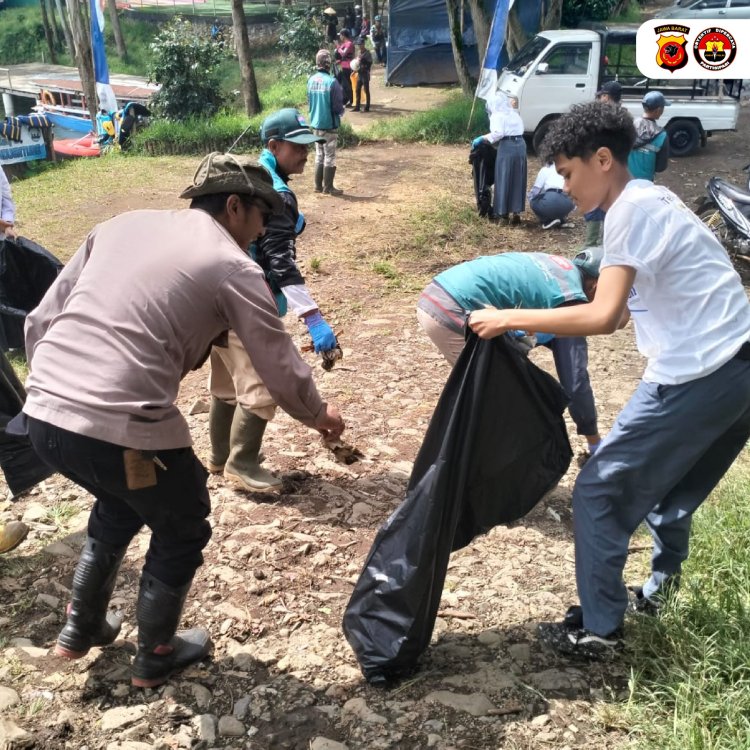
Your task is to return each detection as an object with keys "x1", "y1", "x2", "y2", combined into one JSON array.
[
  {"x1": 475, "y1": 0, "x2": 513, "y2": 101},
  {"x1": 637, "y1": 19, "x2": 750, "y2": 79},
  {"x1": 90, "y1": 0, "x2": 118, "y2": 113}
]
